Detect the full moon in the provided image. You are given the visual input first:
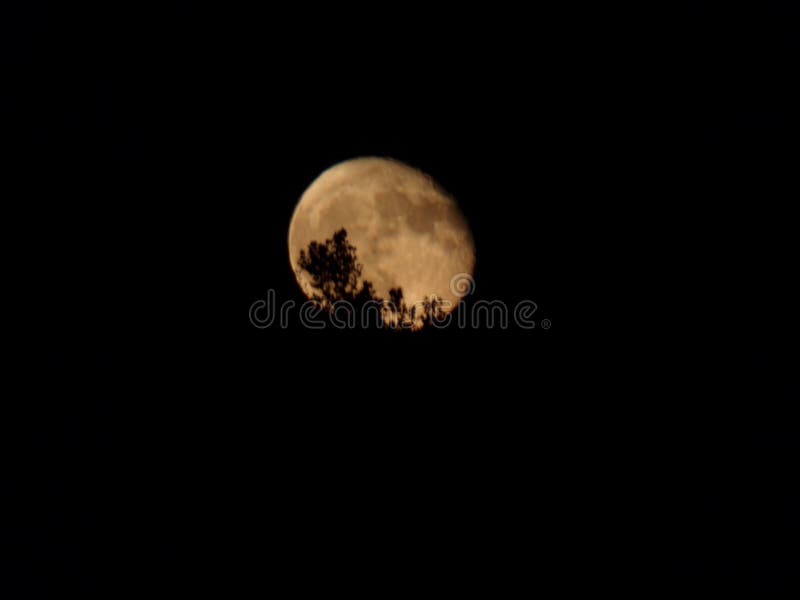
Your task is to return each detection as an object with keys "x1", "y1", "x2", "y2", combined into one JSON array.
[{"x1": 288, "y1": 157, "x2": 475, "y2": 324}]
